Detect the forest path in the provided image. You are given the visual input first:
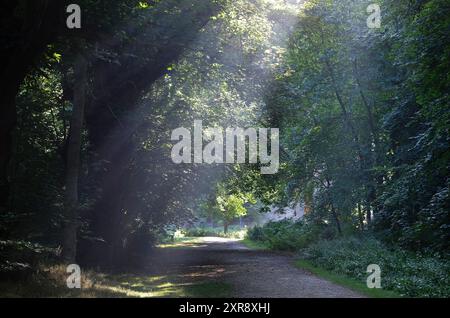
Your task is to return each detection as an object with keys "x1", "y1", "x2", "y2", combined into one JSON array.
[{"x1": 134, "y1": 237, "x2": 364, "y2": 298}]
